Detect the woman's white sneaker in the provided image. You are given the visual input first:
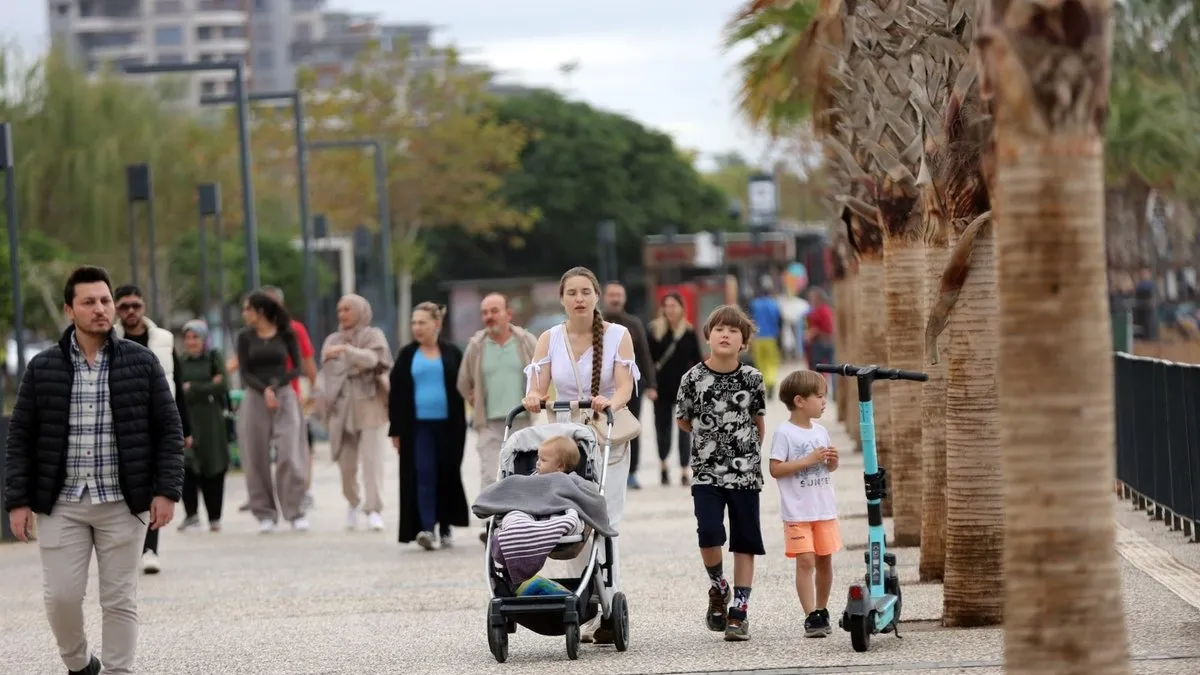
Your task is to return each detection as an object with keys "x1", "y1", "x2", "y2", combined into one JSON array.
[
  {"x1": 292, "y1": 517, "x2": 310, "y2": 532},
  {"x1": 346, "y1": 507, "x2": 359, "y2": 531},
  {"x1": 258, "y1": 519, "x2": 275, "y2": 534},
  {"x1": 366, "y1": 512, "x2": 384, "y2": 531}
]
